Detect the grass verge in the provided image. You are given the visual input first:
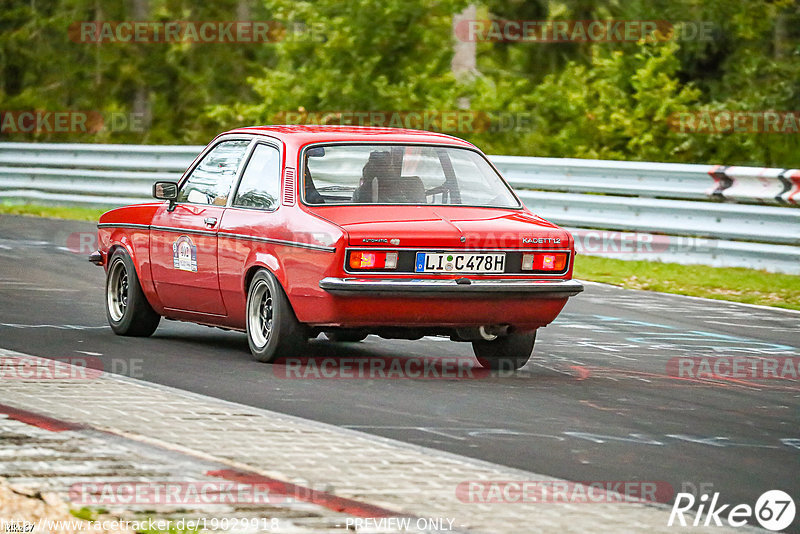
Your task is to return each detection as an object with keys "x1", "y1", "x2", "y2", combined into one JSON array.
[
  {"x1": 0, "y1": 202, "x2": 107, "y2": 221},
  {"x1": 2, "y1": 203, "x2": 797, "y2": 311},
  {"x1": 575, "y1": 255, "x2": 800, "y2": 311}
]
